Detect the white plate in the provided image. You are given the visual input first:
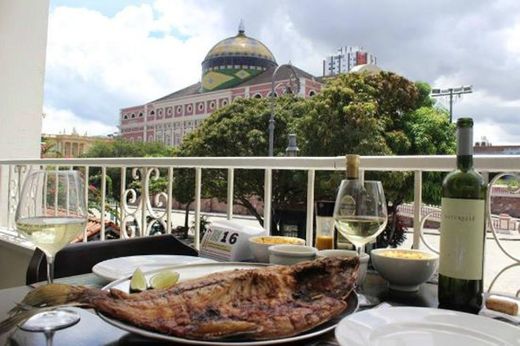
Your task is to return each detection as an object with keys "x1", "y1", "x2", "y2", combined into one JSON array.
[
  {"x1": 92, "y1": 255, "x2": 216, "y2": 281},
  {"x1": 335, "y1": 306, "x2": 520, "y2": 346},
  {"x1": 98, "y1": 262, "x2": 358, "y2": 345}
]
